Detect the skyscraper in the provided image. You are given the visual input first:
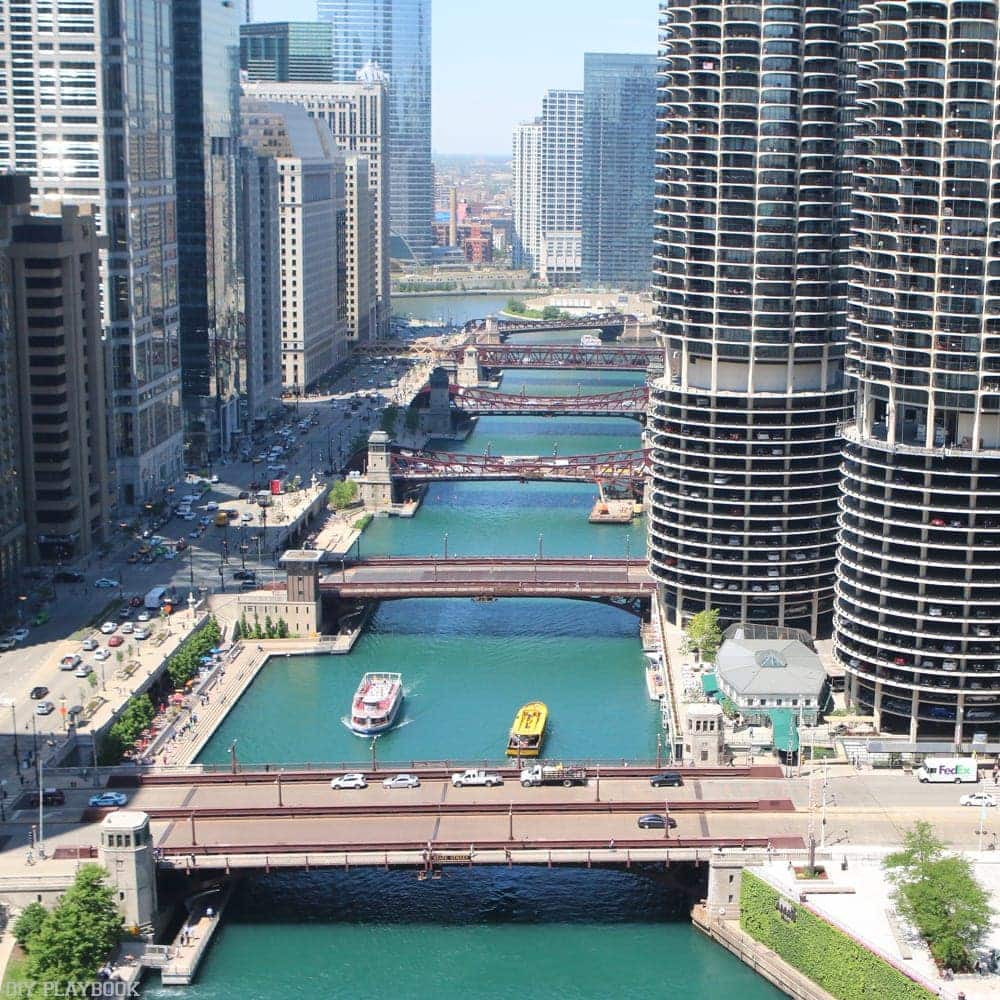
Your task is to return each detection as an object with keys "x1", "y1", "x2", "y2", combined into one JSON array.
[
  {"x1": 836, "y1": 0, "x2": 1000, "y2": 741},
  {"x1": 582, "y1": 53, "x2": 657, "y2": 289},
  {"x1": 240, "y1": 22, "x2": 335, "y2": 83},
  {"x1": 174, "y1": 0, "x2": 243, "y2": 464},
  {"x1": 318, "y1": 0, "x2": 433, "y2": 263},
  {"x1": 241, "y1": 77, "x2": 390, "y2": 338},
  {"x1": 512, "y1": 119, "x2": 542, "y2": 273},
  {"x1": 1, "y1": 184, "x2": 111, "y2": 564},
  {"x1": 240, "y1": 100, "x2": 347, "y2": 389},
  {"x1": 539, "y1": 90, "x2": 583, "y2": 287},
  {"x1": 649, "y1": 0, "x2": 854, "y2": 635},
  {"x1": 0, "y1": 1, "x2": 183, "y2": 507}
]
